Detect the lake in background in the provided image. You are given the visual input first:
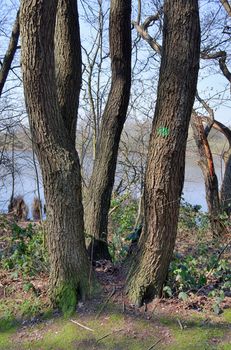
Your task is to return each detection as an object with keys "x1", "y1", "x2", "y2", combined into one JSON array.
[{"x1": 0, "y1": 150, "x2": 225, "y2": 217}]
